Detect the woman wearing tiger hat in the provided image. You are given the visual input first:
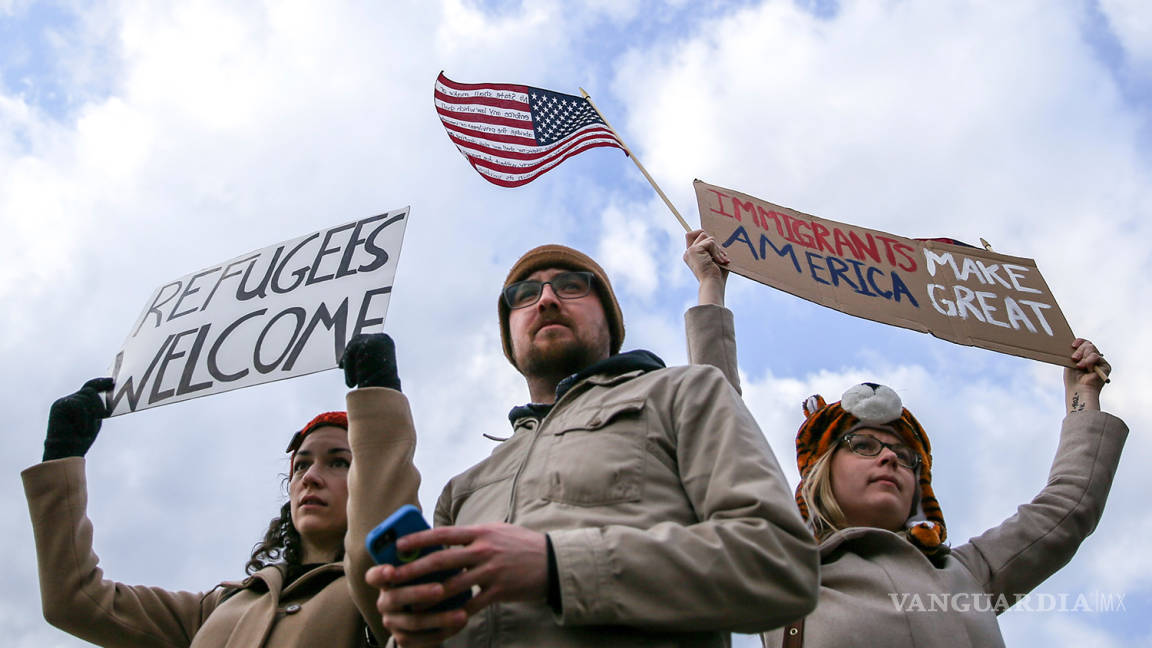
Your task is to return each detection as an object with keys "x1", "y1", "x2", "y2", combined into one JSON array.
[{"x1": 682, "y1": 229, "x2": 1127, "y2": 648}]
